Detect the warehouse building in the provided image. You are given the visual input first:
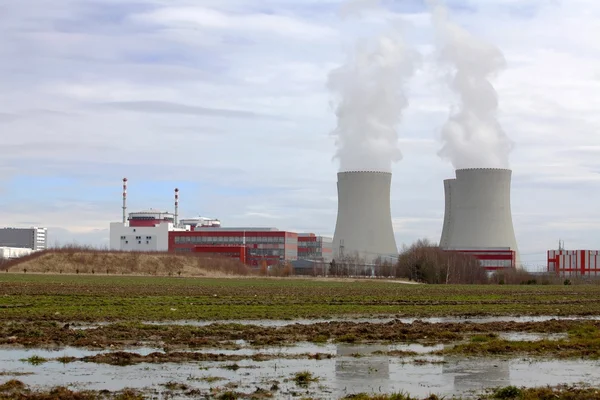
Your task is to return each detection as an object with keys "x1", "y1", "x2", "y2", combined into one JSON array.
[
  {"x1": 298, "y1": 233, "x2": 333, "y2": 262},
  {"x1": 0, "y1": 246, "x2": 34, "y2": 260},
  {"x1": 0, "y1": 227, "x2": 47, "y2": 251},
  {"x1": 547, "y1": 250, "x2": 600, "y2": 277},
  {"x1": 169, "y1": 228, "x2": 299, "y2": 267},
  {"x1": 444, "y1": 247, "x2": 516, "y2": 272}
]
